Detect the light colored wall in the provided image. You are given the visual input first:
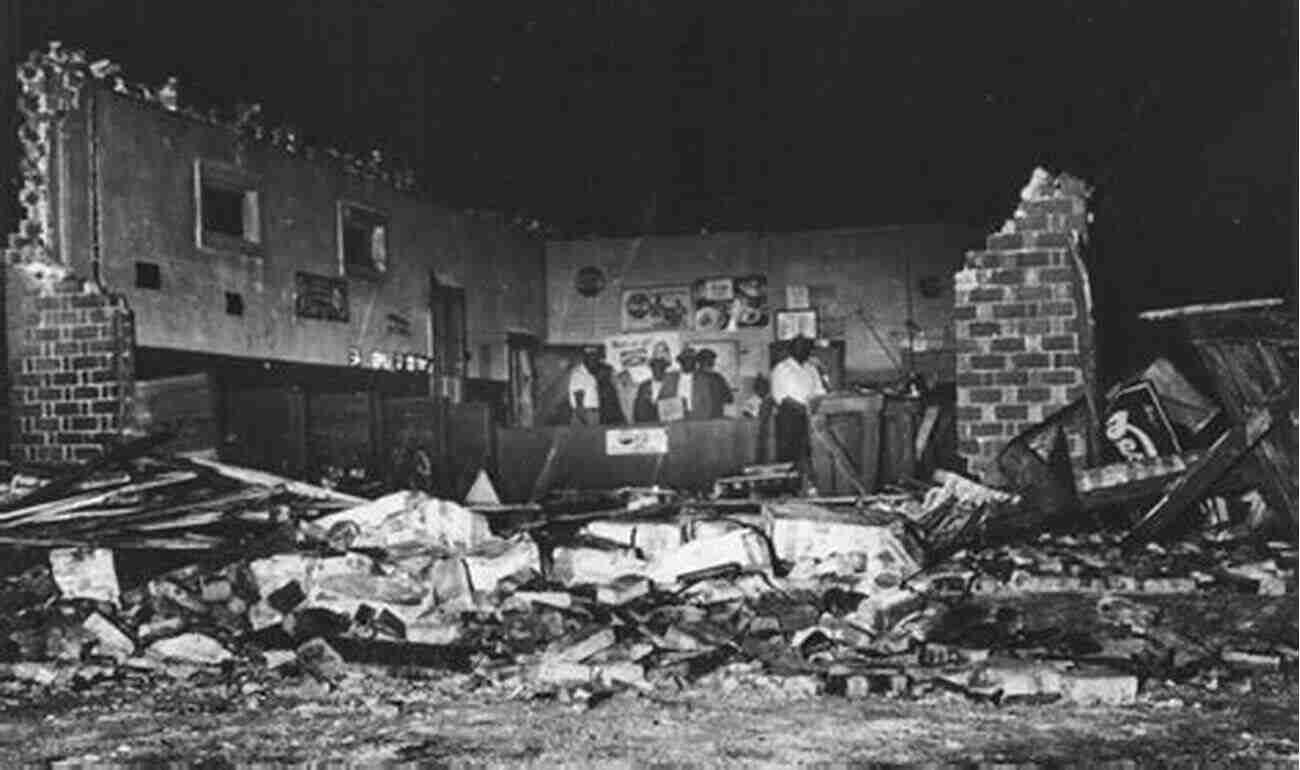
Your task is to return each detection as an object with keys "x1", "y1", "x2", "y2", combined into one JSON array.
[
  {"x1": 57, "y1": 89, "x2": 545, "y2": 378},
  {"x1": 545, "y1": 225, "x2": 976, "y2": 393}
]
